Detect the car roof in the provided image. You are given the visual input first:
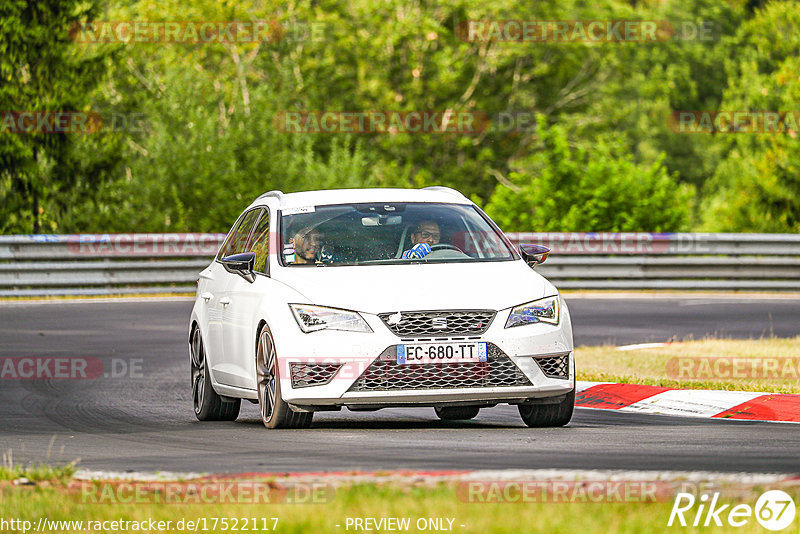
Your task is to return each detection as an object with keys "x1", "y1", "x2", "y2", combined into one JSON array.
[{"x1": 250, "y1": 187, "x2": 472, "y2": 210}]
